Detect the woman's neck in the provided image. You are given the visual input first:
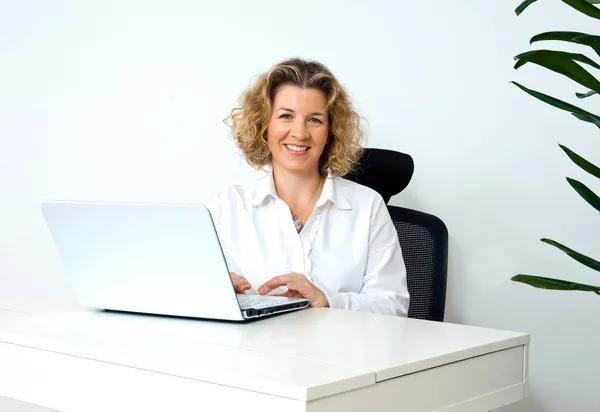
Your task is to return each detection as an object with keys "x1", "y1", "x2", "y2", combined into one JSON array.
[{"x1": 272, "y1": 166, "x2": 323, "y2": 211}]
